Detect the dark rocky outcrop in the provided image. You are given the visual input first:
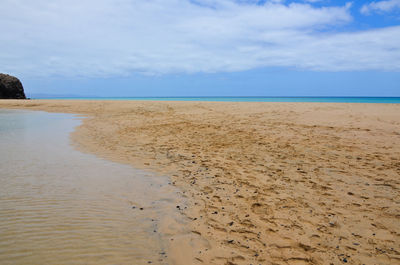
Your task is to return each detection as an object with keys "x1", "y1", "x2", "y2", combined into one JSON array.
[{"x1": 0, "y1": 73, "x2": 26, "y2": 99}]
